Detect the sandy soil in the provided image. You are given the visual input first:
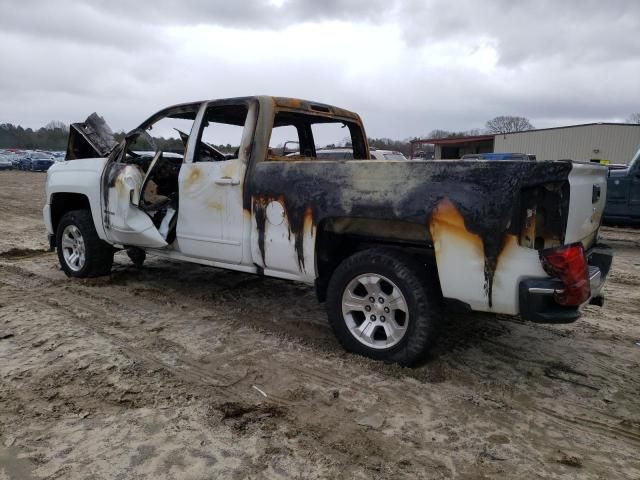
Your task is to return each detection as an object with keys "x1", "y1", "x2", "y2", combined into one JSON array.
[{"x1": 0, "y1": 170, "x2": 639, "y2": 479}]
